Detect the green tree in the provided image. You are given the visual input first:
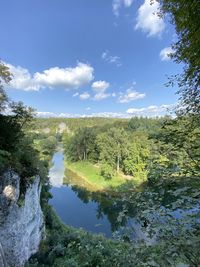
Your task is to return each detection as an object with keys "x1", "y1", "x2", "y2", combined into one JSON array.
[
  {"x1": 100, "y1": 162, "x2": 114, "y2": 180},
  {"x1": 123, "y1": 132, "x2": 150, "y2": 180},
  {"x1": 149, "y1": 0, "x2": 200, "y2": 180},
  {"x1": 66, "y1": 127, "x2": 97, "y2": 161},
  {"x1": 149, "y1": 116, "x2": 200, "y2": 180},
  {"x1": 0, "y1": 62, "x2": 12, "y2": 111},
  {"x1": 157, "y1": 0, "x2": 200, "y2": 115},
  {"x1": 0, "y1": 102, "x2": 34, "y2": 152},
  {"x1": 0, "y1": 61, "x2": 49, "y2": 193},
  {"x1": 97, "y1": 128, "x2": 128, "y2": 172}
]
